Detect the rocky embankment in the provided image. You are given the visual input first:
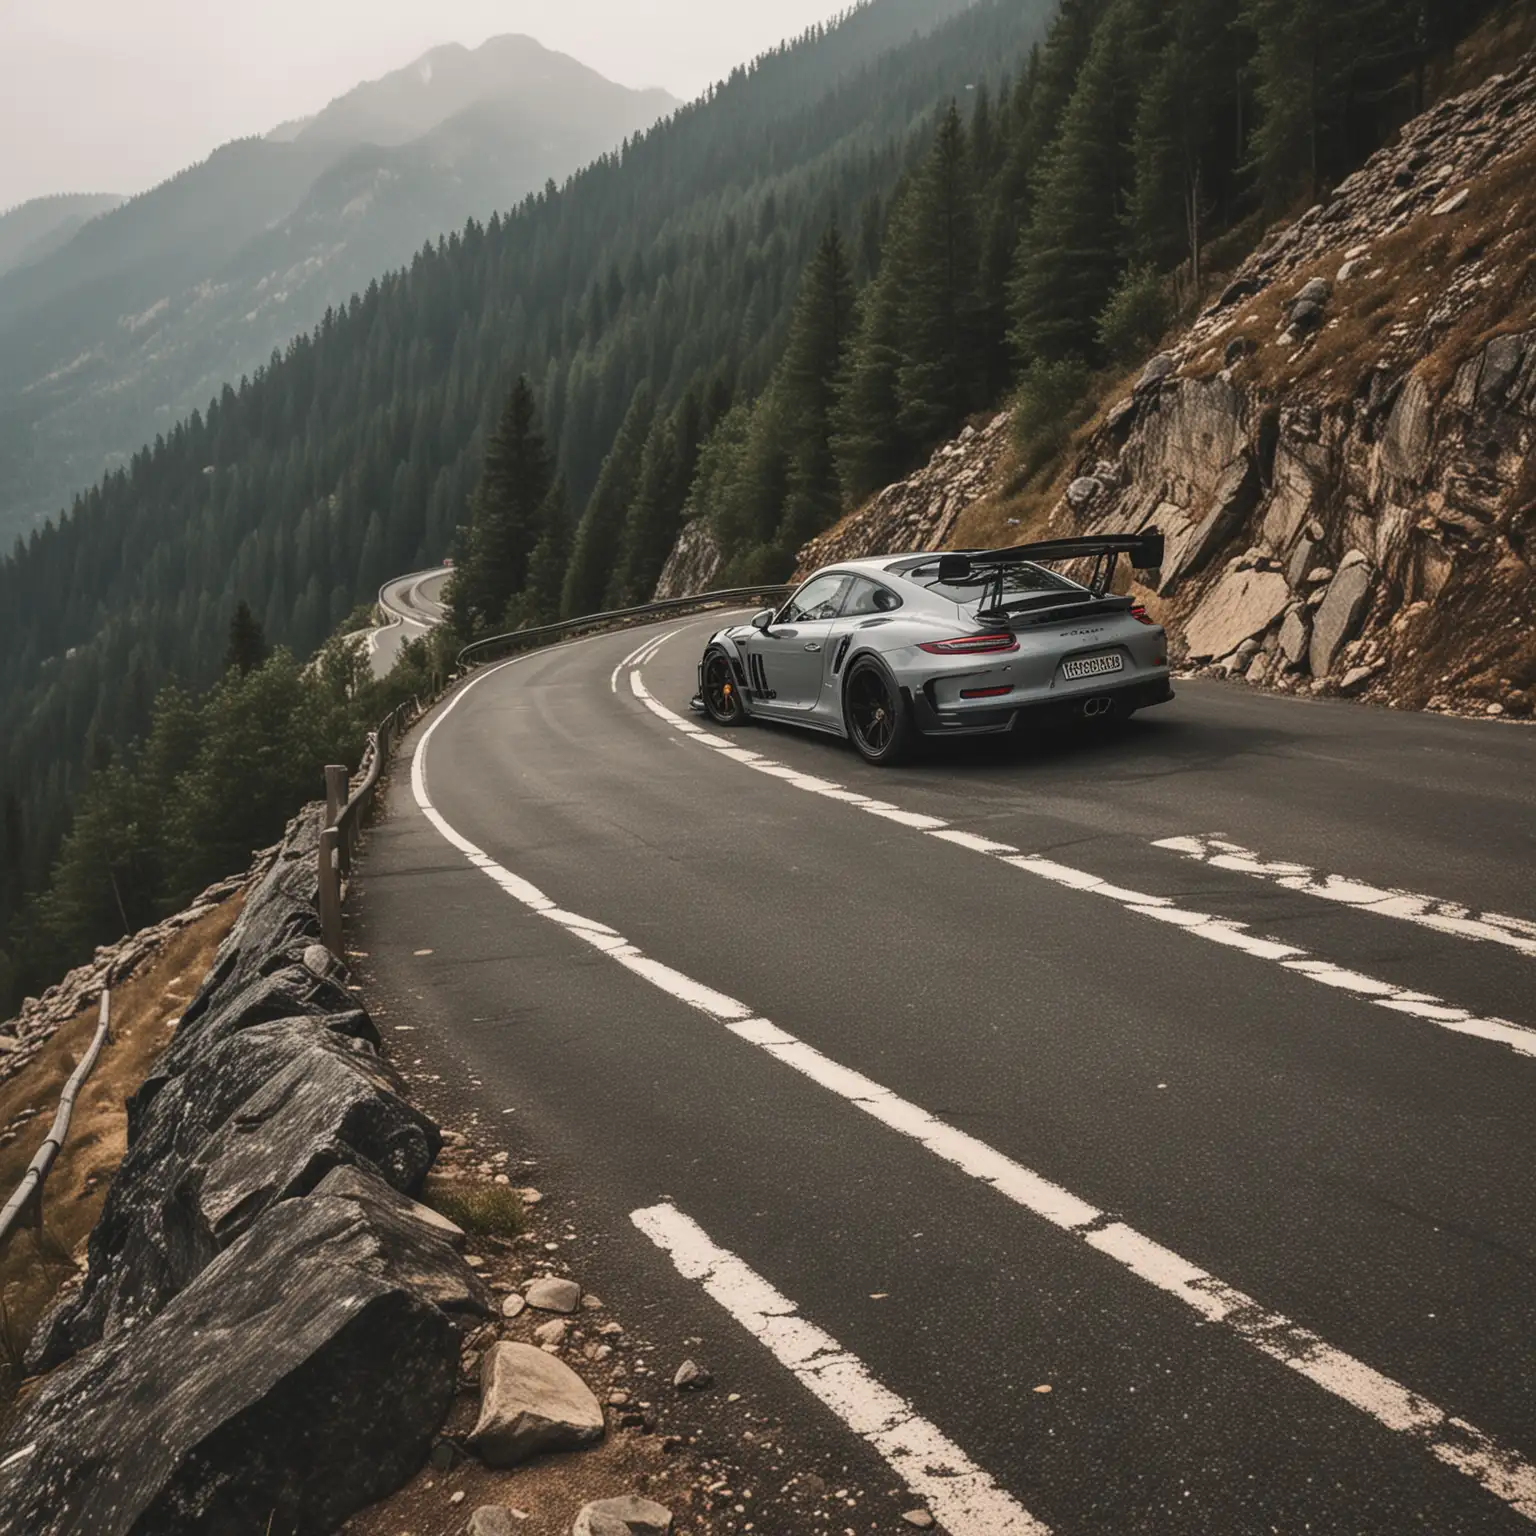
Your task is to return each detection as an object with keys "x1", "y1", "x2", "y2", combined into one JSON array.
[
  {"x1": 0, "y1": 809, "x2": 490, "y2": 1535},
  {"x1": 0, "y1": 808, "x2": 701, "y2": 1536},
  {"x1": 786, "y1": 56, "x2": 1536, "y2": 717}
]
